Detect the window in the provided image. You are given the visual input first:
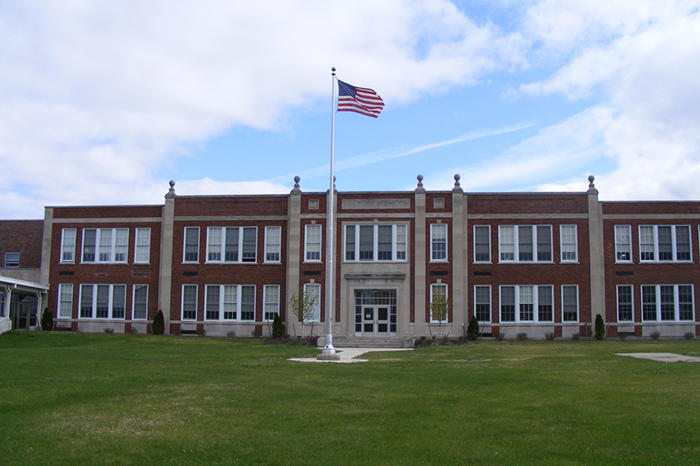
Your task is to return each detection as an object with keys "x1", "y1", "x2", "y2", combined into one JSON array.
[
  {"x1": 641, "y1": 285, "x2": 694, "y2": 321},
  {"x1": 4, "y1": 252, "x2": 19, "y2": 268},
  {"x1": 560, "y1": 225, "x2": 578, "y2": 262},
  {"x1": 79, "y1": 284, "x2": 126, "y2": 319},
  {"x1": 639, "y1": 225, "x2": 691, "y2": 262},
  {"x1": 264, "y1": 285, "x2": 280, "y2": 321},
  {"x1": 181, "y1": 285, "x2": 198, "y2": 320},
  {"x1": 499, "y1": 285, "x2": 554, "y2": 323},
  {"x1": 344, "y1": 224, "x2": 408, "y2": 262},
  {"x1": 58, "y1": 284, "x2": 73, "y2": 318},
  {"x1": 60, "y1": 229, "x2": 76, "y2": 263},
  {"x1": 82, "y1": 228, "x2": 128, "y2": 263},
  {"x1": 204, "y1": 285, "x2": 256, "y2": 321},
  {"x1": 430, "y1": 224, "x2": 448, "y2": 262},
  {"x1": 562, "y1": 285, "x2": 579, "y2": 322},
  {"x1": 498, "y1": 226, "x2": 552, "y2": 262},
  {"x1": 617, "y1": 285, "x2": 633, "y2": 322},
  {"x1": 183, "y1": 227, "x2": 200, "y2": 263},
  {"x1": 615, "y1": 225, "x2": 632, "y2": 262},
  {"x1": 206, "y1": 227, "x2": 257, "y2": 263},
  {"x1": 132, "y1": 285, "x2": 148, "y2": 320},
  {"x1": 305, "y1": 224, "x2": 322, "y2": 262},
  {"x1": 134, "y1": 228, "x2": 151, "y2": 263},
  {"x1": 430, "y1": 283, "x2": 448, "y2": 322},
  {"x1": 304, "y1": 283, "x2": 321, "y2": 322},
  {"x1": 265, "y1": 226, "x2": 281, "y2": 263},
  {"x1": 474, "y1": 286, "x2": 491, "y2": 322},
  {"x1": 474, "y1": 226, "x2": 490, "y2": 263}
]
